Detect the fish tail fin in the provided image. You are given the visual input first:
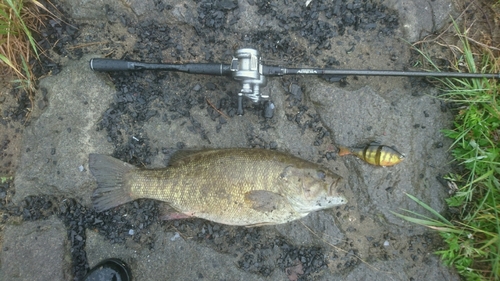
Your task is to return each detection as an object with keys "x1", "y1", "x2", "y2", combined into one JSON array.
[
  {"x1": 89, "y1": 154, "x2": 137, "y2": 212},
  {"x1": 337, "y1": 146, "x2": 351, "y2": 156}
]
